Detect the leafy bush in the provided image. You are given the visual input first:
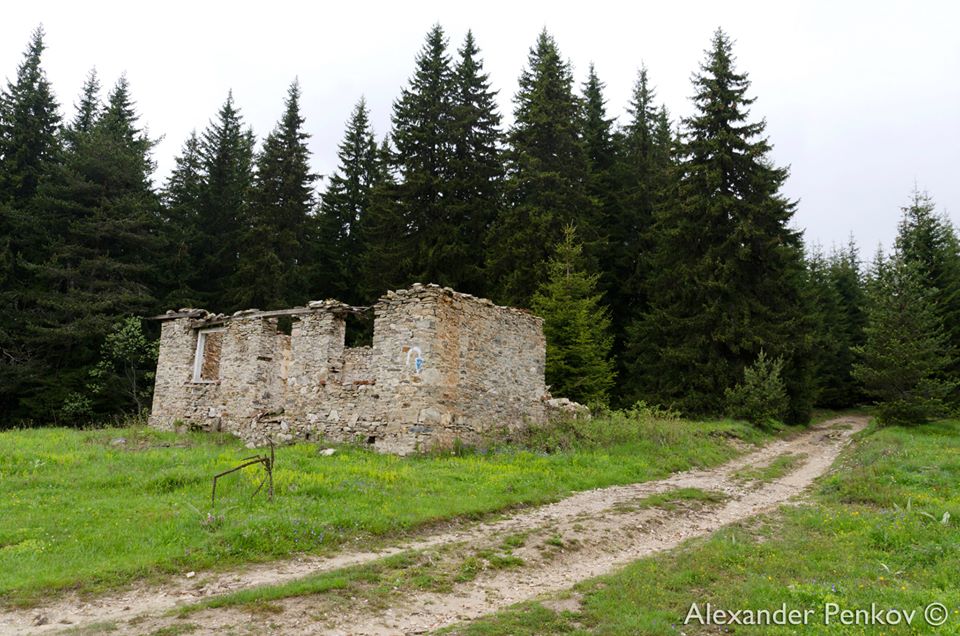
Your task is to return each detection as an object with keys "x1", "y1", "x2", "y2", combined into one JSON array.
[
  {"x1": 724, "y1": 350, "x2": 788, "y2": 427},
  {"x1": 87, "y1": 316, "x2": 159, "y2": 414},
  {"x1": 59, "y1": 392, "x2": 94, "y2": 420}
]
